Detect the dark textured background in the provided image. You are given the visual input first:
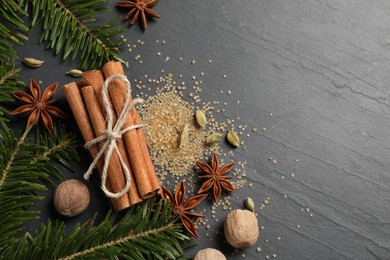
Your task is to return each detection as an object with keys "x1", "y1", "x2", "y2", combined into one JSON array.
[{"x1": 14, "y1": 0, "x2": 390, "y2": 259}]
